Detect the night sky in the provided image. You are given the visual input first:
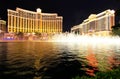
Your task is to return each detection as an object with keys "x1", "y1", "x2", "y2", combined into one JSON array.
[{"x1": 0, "y1": 0, "x2": 120, "y2": 32}]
